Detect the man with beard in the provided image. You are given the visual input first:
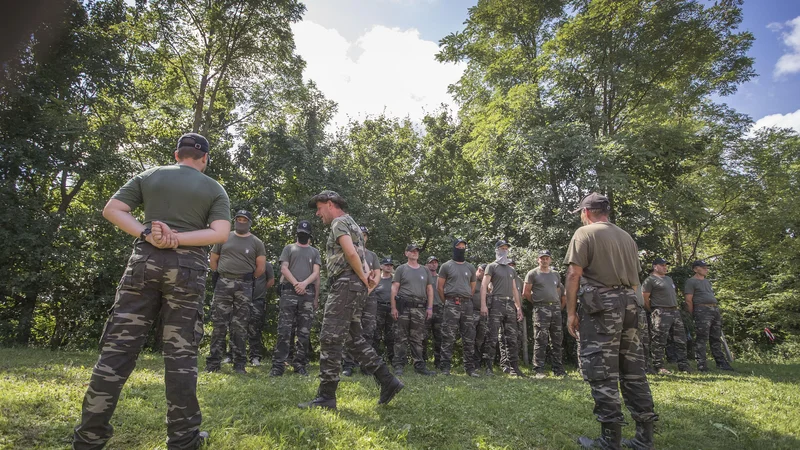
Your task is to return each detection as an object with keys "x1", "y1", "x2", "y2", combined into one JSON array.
[
  {"x1": 564, "y1": 193, "x2": 657, "y2": 450},
  {"x1": 424, "y1": 255, "x2": 444, "y2": 369},
  {"x1": 207, "y1": 210, "x2": 267, "y2": 375},
  {"x1": 270, "y1": 220, "x2": 321, "y2": 377},
  {"x1": 391, "y1": 244, "x2": 437, "y2": 376},
  {"x1": 437, "y1": 239, "x2": 479, "y2": 376},
  {"x1": 643, "y1": 257, "x2": 689, "y2": 374},
  {"x1": 480, "y1": 240, "x2": 525, "y2": 377},
  {"x1": 524, "y1": 250, "x2": 566, "y2": 379},
  {"x1": 342, "y1": 226, "x2": 381, "y2": 376}
]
